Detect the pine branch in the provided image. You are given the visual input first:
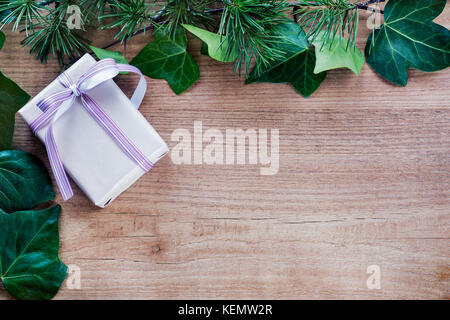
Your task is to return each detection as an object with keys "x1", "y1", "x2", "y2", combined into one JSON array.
[
  {"x1": 294, "y1": 0, "x2": 385, "y2": 45},
  {"x1": 218, "y1": 0, "x2": 291, "y2": 76},
  {"x1": 1, "y1": 0, "x2": 387, "y2": 68},
  {"x1": 21, "y1": 8, "x2": 89, "y2": 65},
  {"x1": 162, "y1": 0, "x2": 214, "y2": 36},
  {"x1": 0, "y1": 0, "x2": 49, "y2": 34},
  {"x1": 63, "y1": 7, "x2": 167, "y2": 67},
  {"x1": 100, "y1": 0, "x2": 157, "y2": 42}
]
